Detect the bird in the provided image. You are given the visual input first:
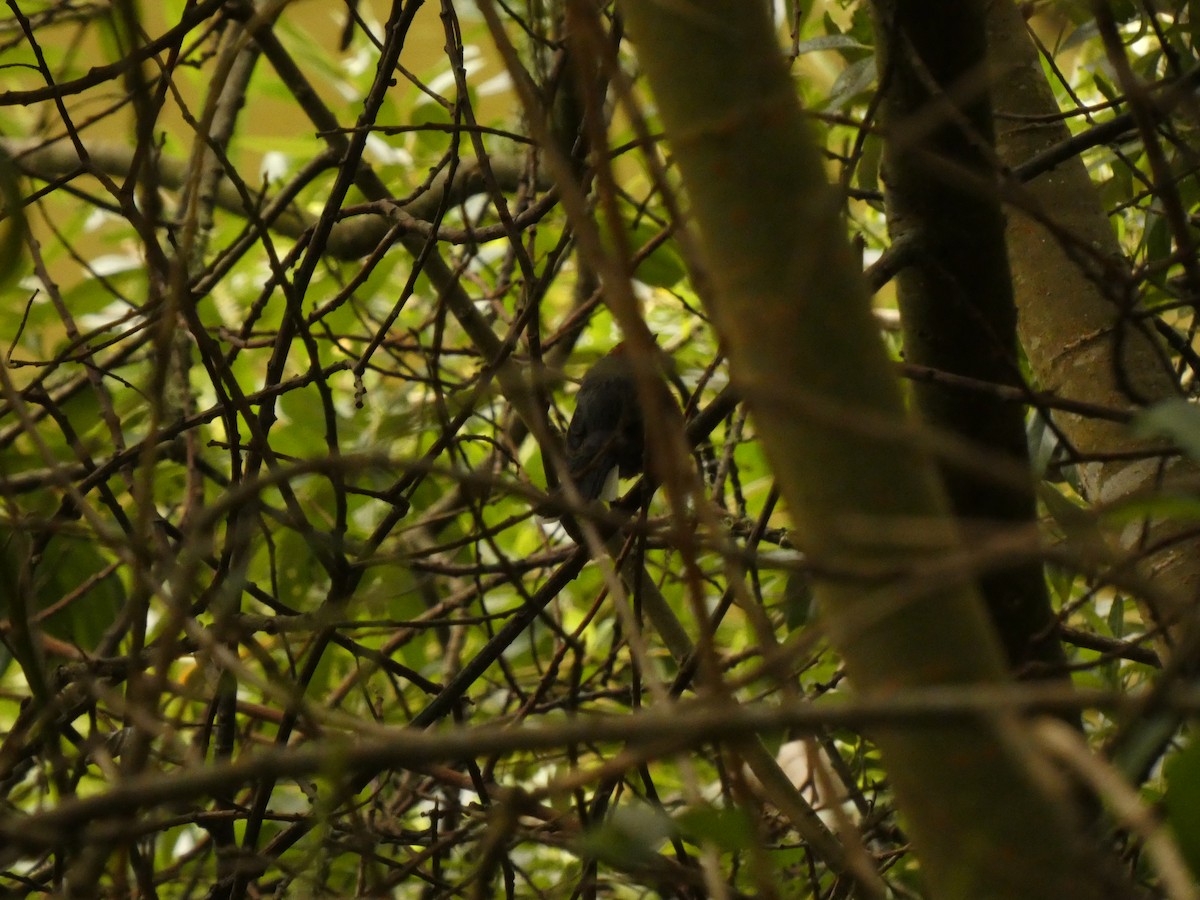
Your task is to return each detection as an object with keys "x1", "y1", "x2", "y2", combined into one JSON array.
[{"x1": 563, "y1": 342, "x2": 657, "y2": 502}]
